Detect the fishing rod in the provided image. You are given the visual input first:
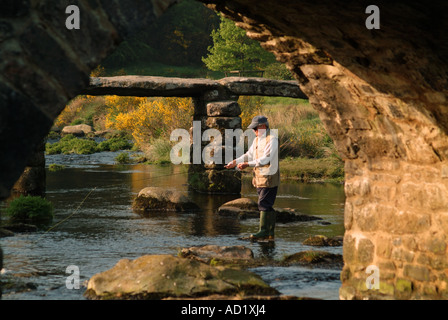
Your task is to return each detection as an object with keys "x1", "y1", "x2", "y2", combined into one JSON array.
[
  {"x1": 41, "y1": 170, "x2": 191, "y2": 235},
  {"x1": 39, "y1": 167, "x2": 242, "y2": 236}
]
